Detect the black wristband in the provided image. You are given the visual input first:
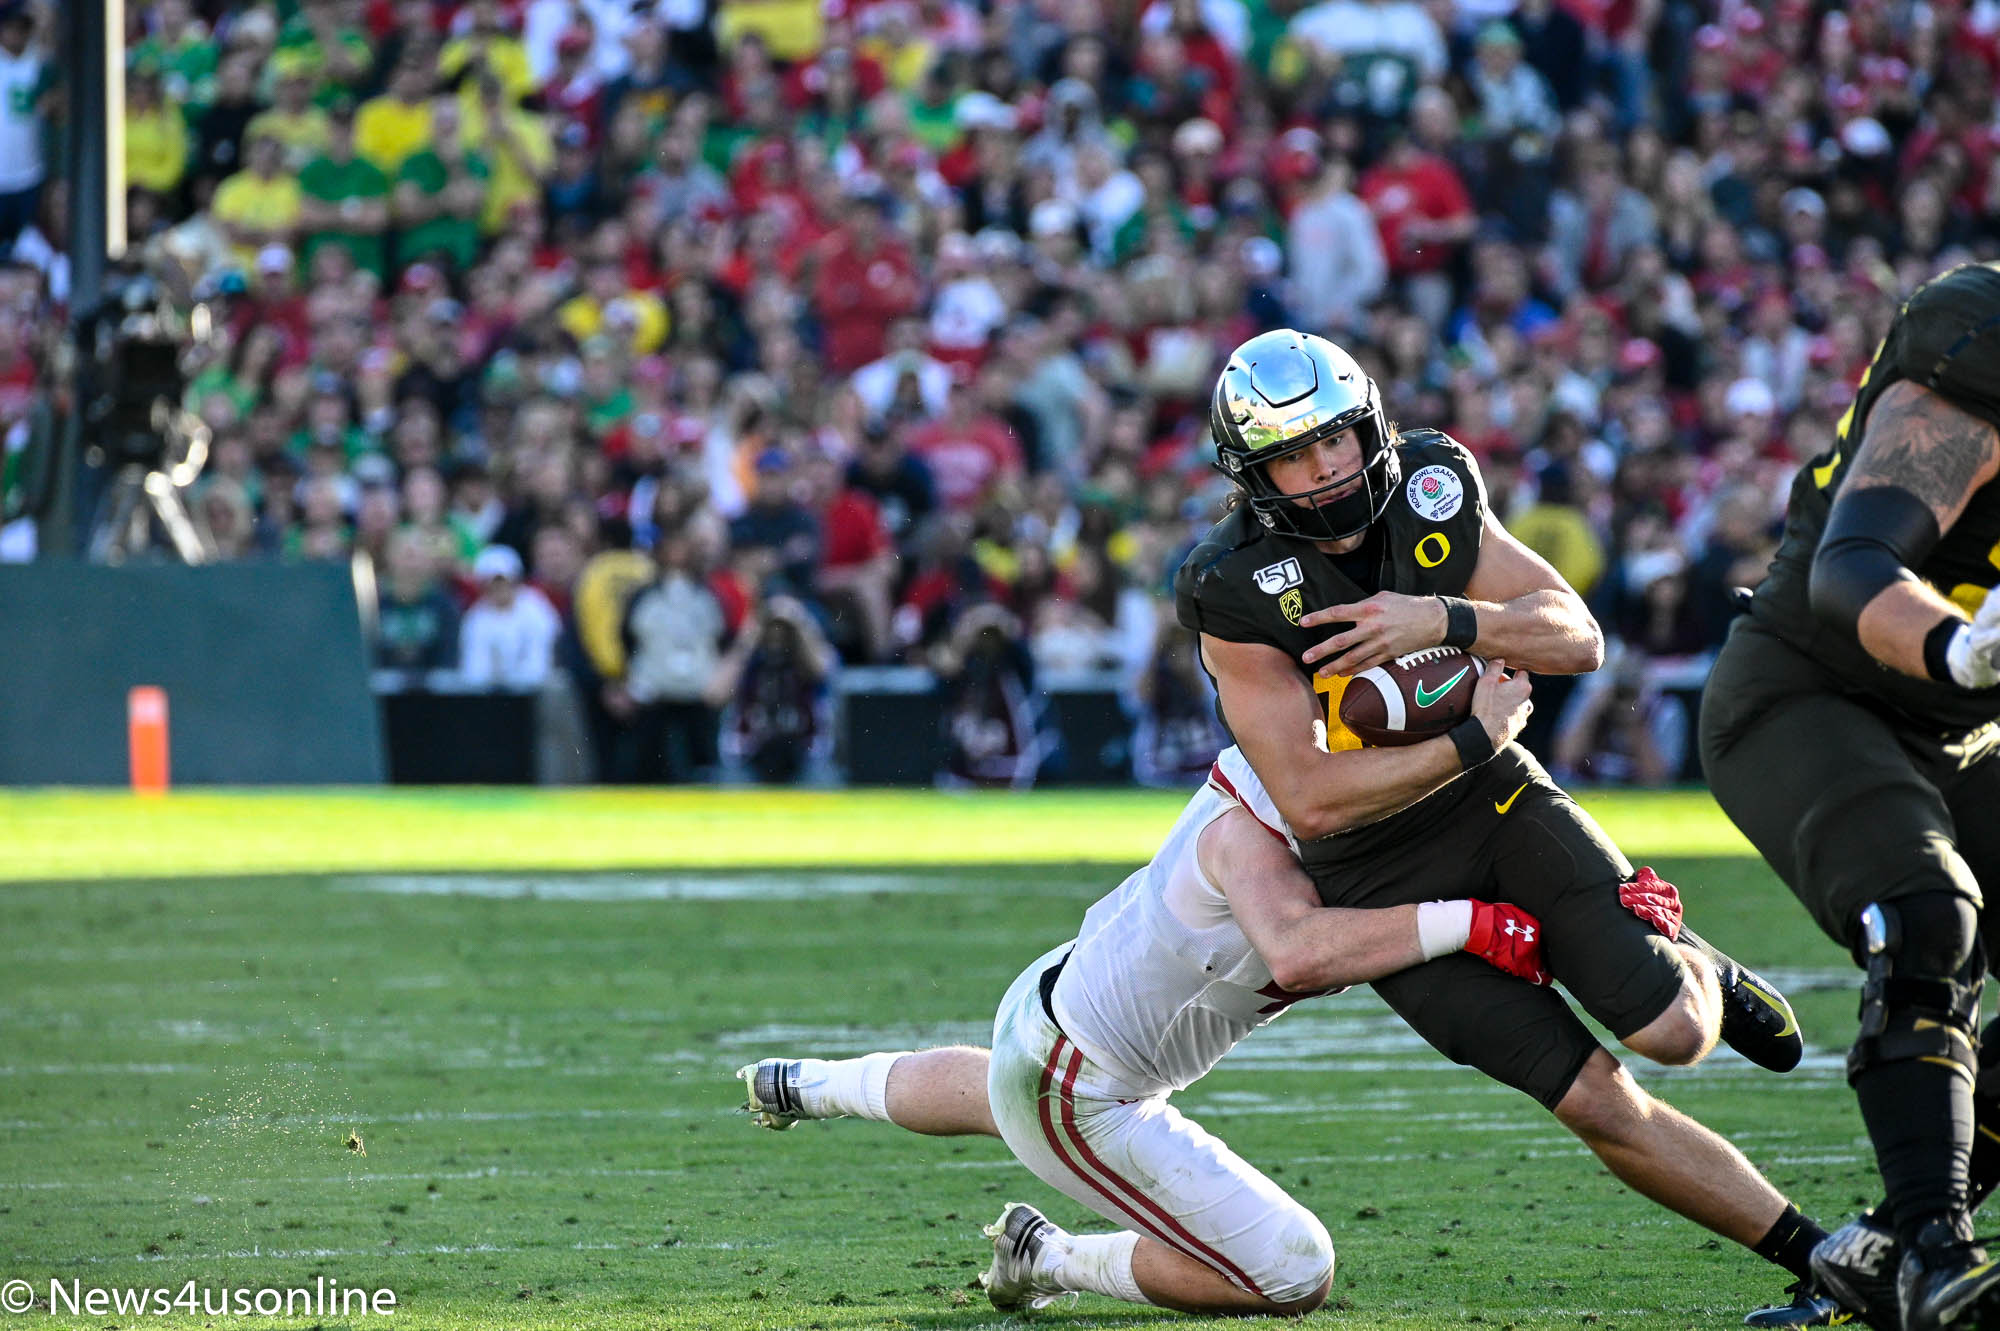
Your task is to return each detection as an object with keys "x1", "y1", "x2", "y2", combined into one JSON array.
[
  {"x1": 1924, "y1": 617, "x2": 1962, "y2": 684},
  {"x1": 1439, "y1": 596, "x2": 1478, "y2": 649},
  {"x1": 1448, "y1": 717, "x2": 1496, "y2": 771}
]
